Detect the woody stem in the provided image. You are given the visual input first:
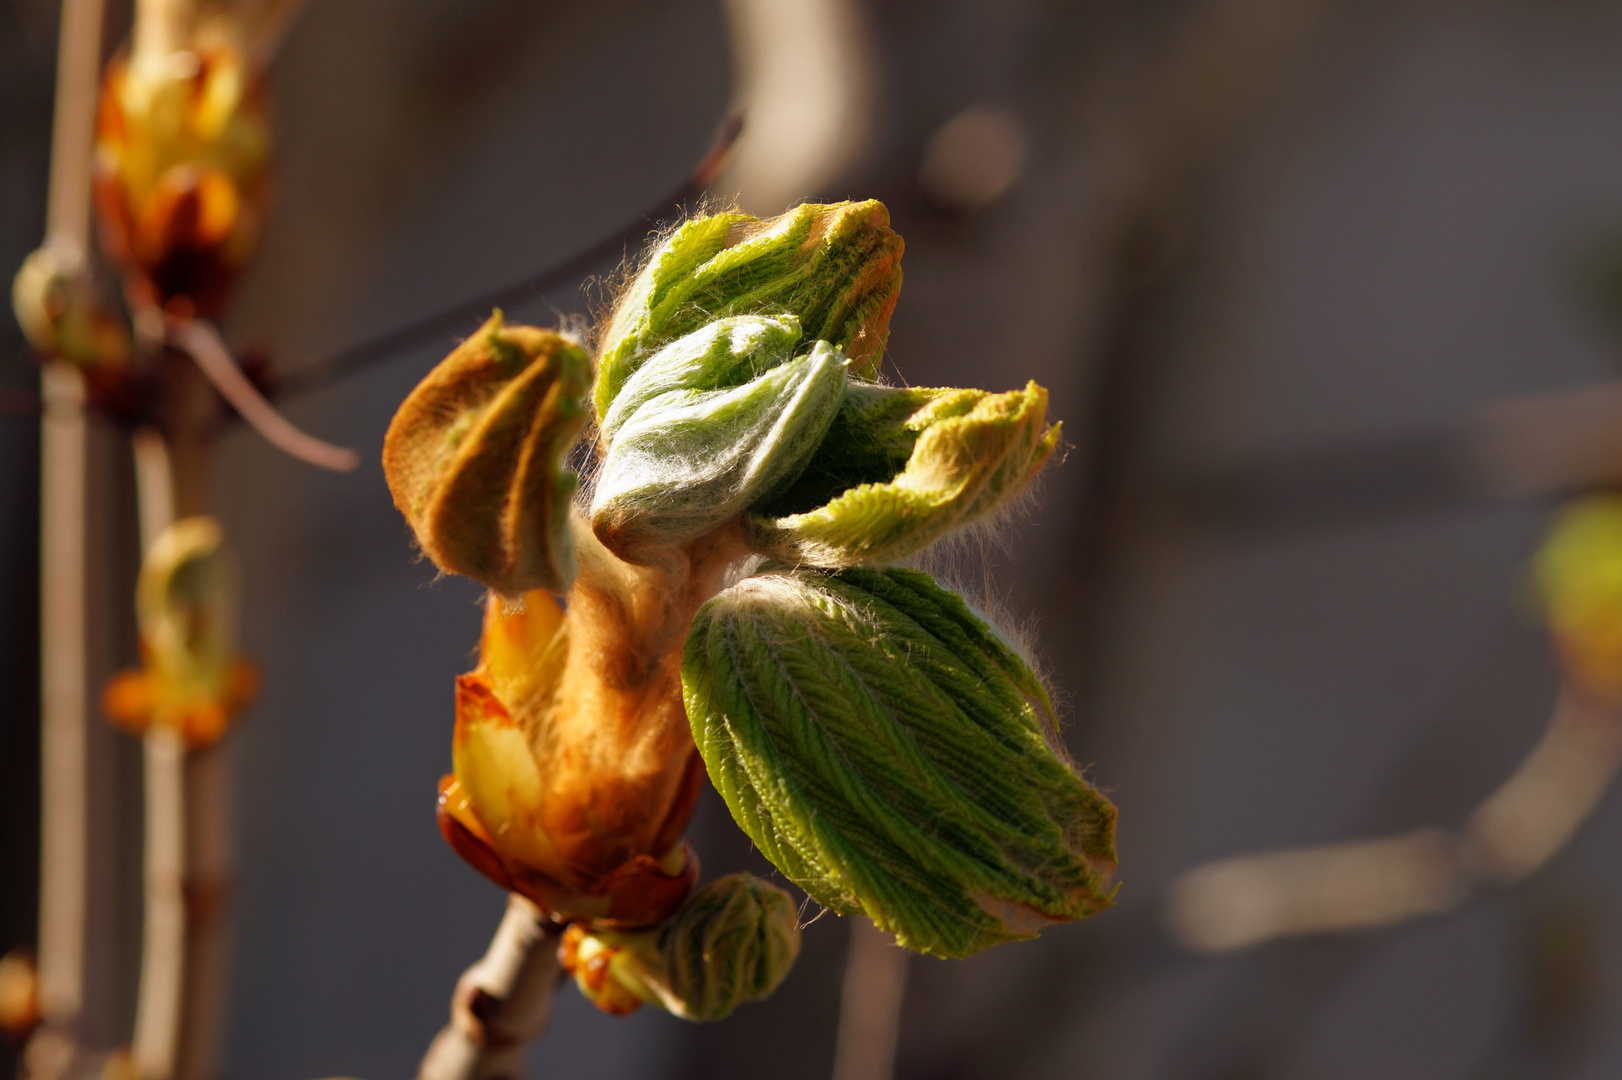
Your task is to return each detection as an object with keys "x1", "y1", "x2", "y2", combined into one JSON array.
[{"x1": 416, "y1": 896, "x2": 563, "y2": 1080}]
